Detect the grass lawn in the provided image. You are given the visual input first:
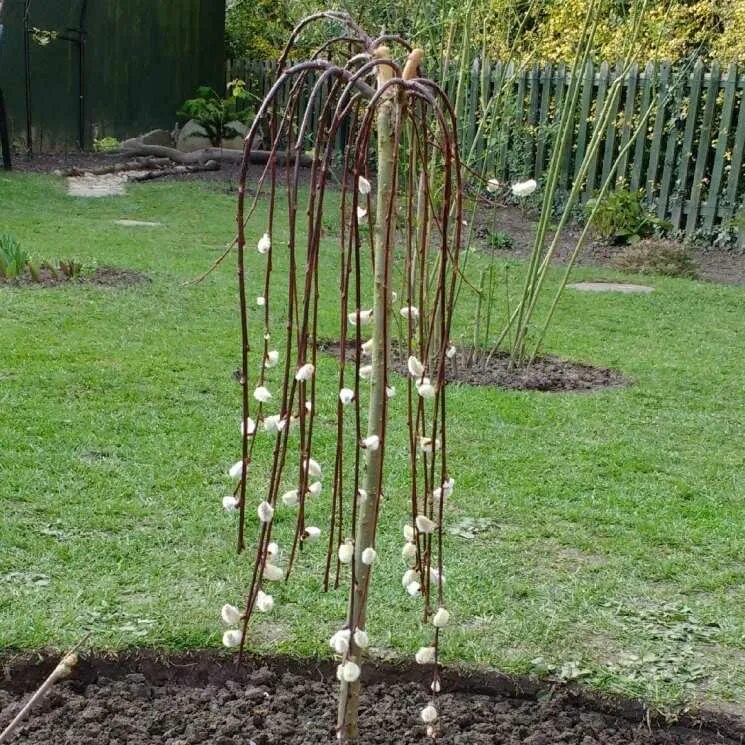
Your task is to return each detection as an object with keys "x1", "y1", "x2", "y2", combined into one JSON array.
[{"x1": 1, "y1": 172, "x2": 744, "y2": 715}]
